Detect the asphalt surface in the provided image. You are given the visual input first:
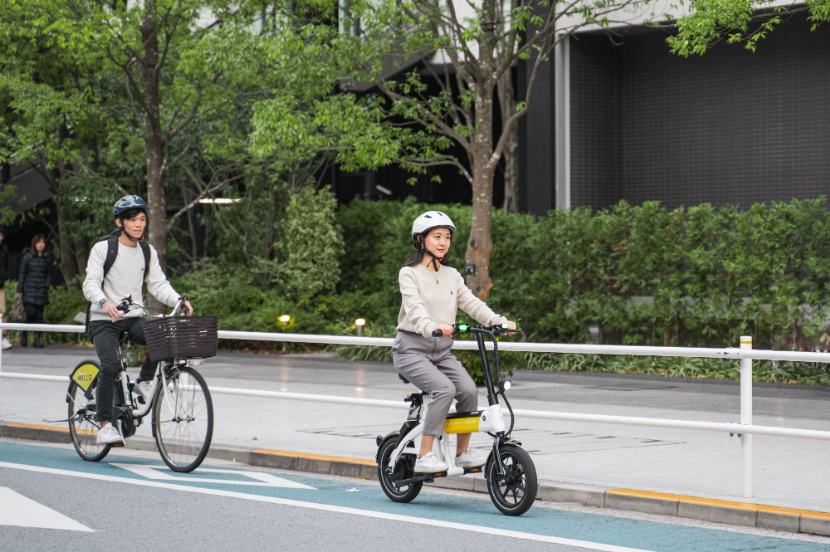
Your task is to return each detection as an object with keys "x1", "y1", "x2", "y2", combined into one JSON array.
[
  {"x1": 1, "y1": 347, "x2": 829, "y2": 511},
  {"x1": 1, "y1": 440, "x2": 829, "y2": 552}
]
